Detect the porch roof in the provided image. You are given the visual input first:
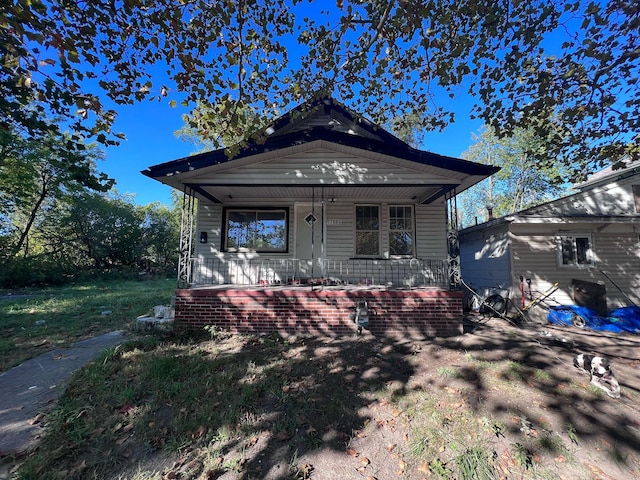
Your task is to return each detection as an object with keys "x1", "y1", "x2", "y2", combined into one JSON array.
[{"x1": 142, "y1": 98, "x2": 499, "y2": 204}]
